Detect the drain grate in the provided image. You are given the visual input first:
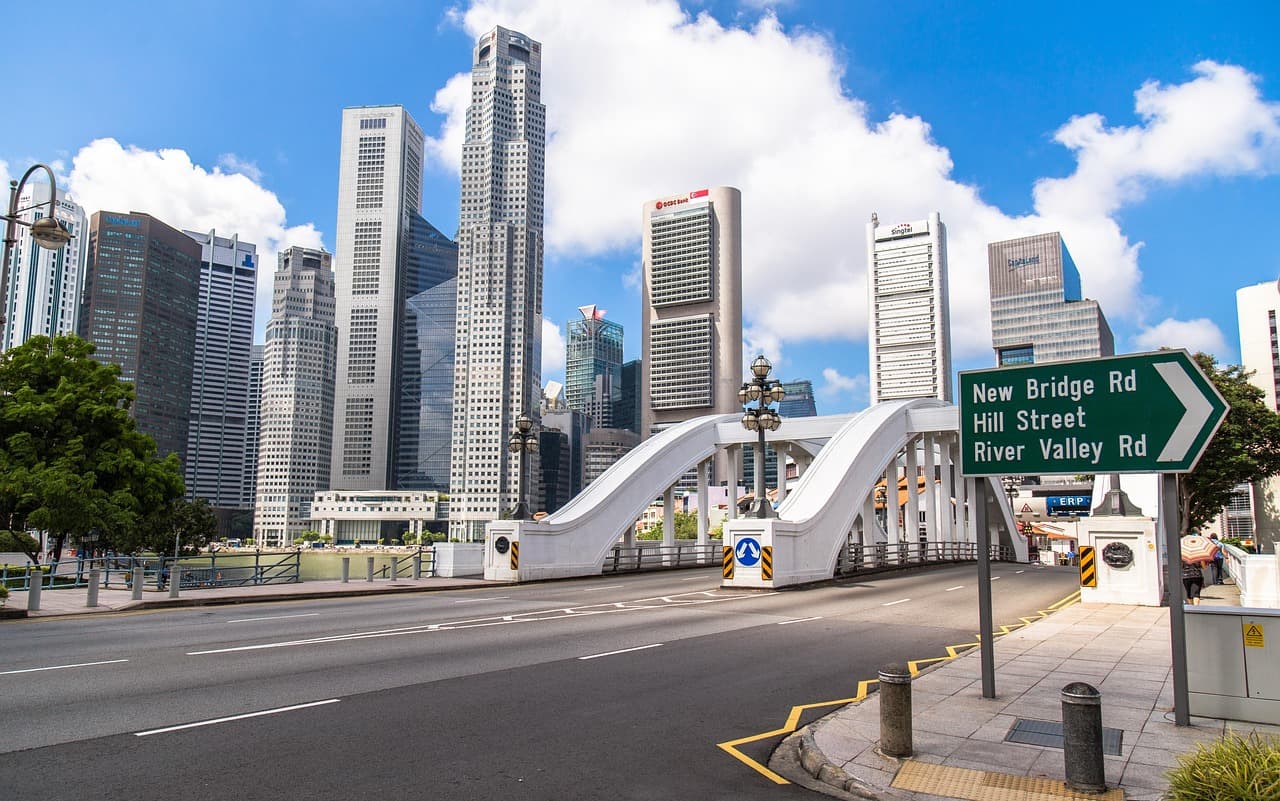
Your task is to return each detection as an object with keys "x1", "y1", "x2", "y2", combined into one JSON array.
[{"x1": 1005, "y1": 718, "x2": 1123, "y2": 756}]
